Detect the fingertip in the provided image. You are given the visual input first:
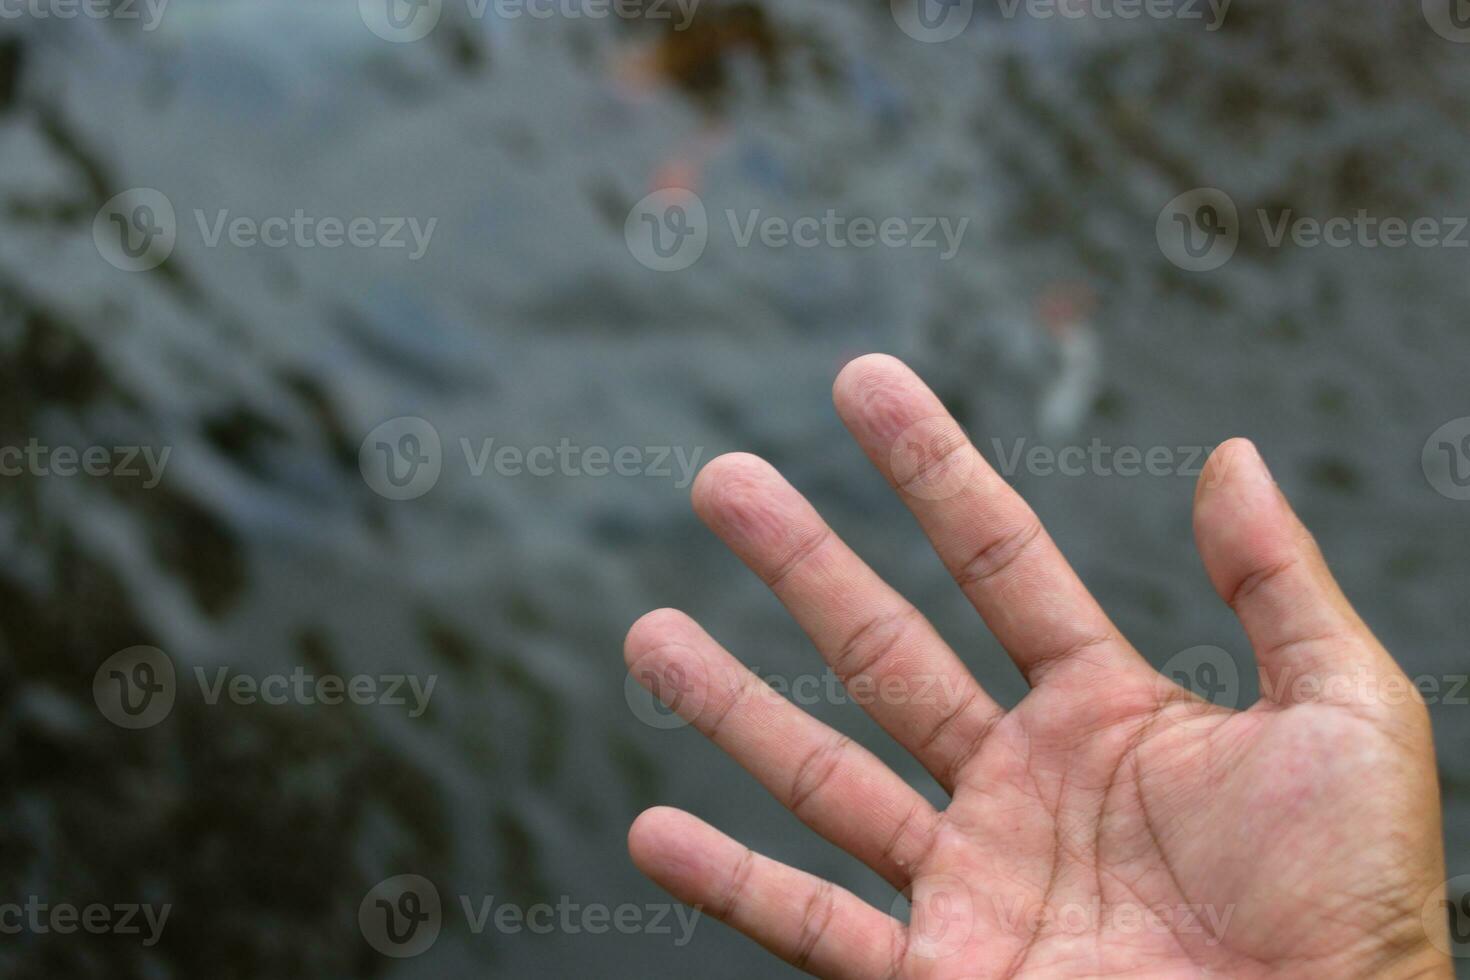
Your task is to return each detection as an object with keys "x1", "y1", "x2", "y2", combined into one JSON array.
[
  {"x1": 627, "y1": 807, "x2": 720, "y2": 888},
  {"x1": 628, "y1": 806, "x2": 684, "y2": 879},
  {"x1": 832, "y1": 353, "x2": 918, "y2": 433},
  {"x1": 833, "y1": 353, "x2": 909, "y2": 404},
  {"x1": 628, "y1": 805, "x2": 679, "y2": 859},
  {"x1": 624, "y1": 607, "x2": 698, "y2": 668},
  {"x1": 1193, "y1": 439, "x2": 1282, "y2": 541},
  {"x1": 1193, "y1": 439, "x2": 1296, "y2": 599},
  {"x1": 690, "y1": 453, "x2": 819, "y2": 565},
  {"x1": 690, "y1": 452, "x2": 774, "y2": 521},
  {"x1": 1195, "y1": 438, "x2": 1270, "y2": 506}
]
